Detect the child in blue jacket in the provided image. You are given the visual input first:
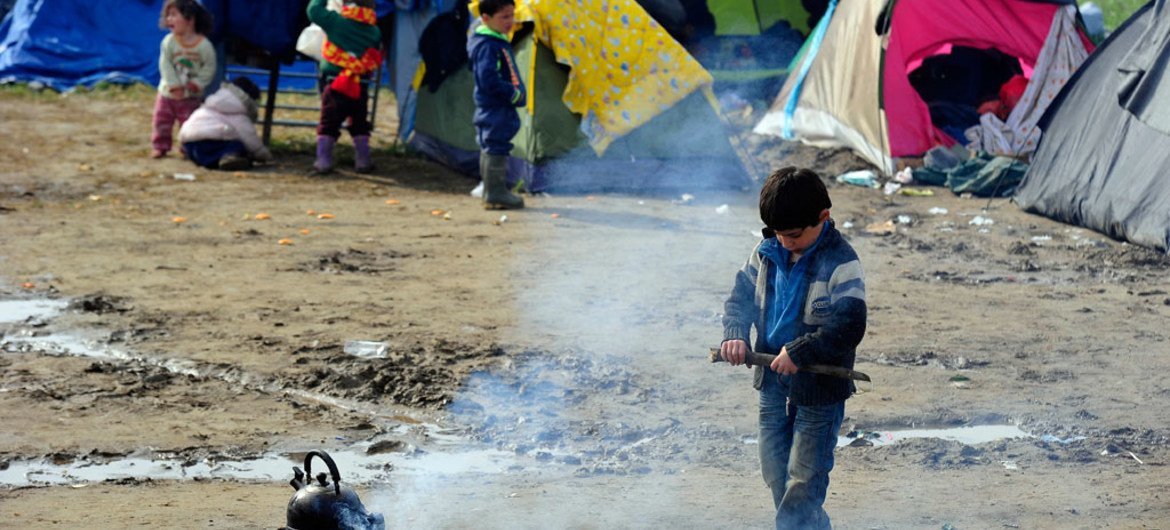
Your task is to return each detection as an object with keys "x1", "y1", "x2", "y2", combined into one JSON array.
[
  {"x1": 468, "y1": 0, "x2": 525, "y2": 209},
  {"x1": 720, "y1": 166, "x2": 867, "y2": 530}
]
